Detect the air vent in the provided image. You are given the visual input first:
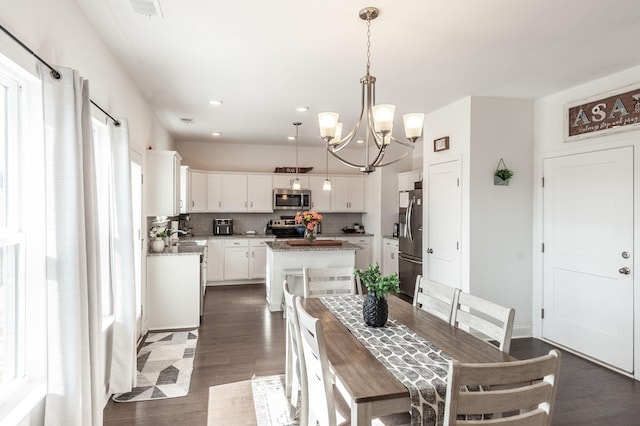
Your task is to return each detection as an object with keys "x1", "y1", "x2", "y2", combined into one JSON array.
[
  {"x1": 180, "y1": 118, "x2": 194, "y2": 124},
  {"x1": 129, "y1": 0, "x2": 163, "y2": 17}
]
